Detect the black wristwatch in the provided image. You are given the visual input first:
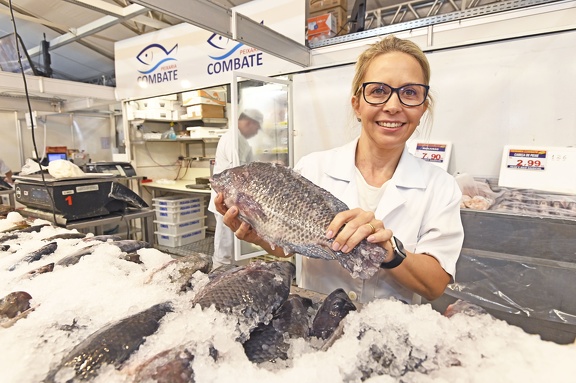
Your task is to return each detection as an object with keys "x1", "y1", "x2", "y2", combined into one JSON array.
[{"x1": 380, "y1": 236, "x2": 407, "y2": 269}]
